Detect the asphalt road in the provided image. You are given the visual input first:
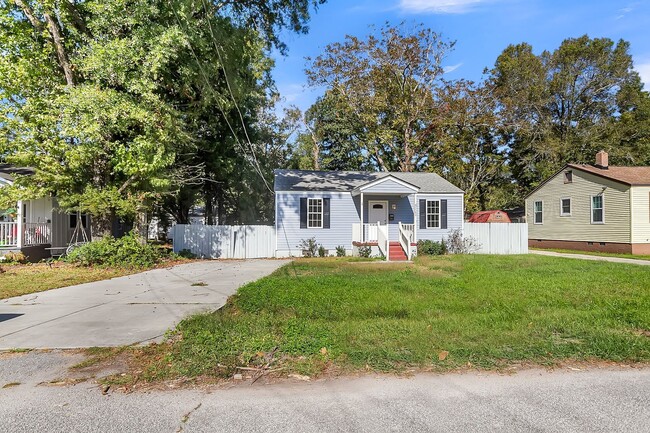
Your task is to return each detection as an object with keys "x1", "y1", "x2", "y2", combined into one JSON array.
[
  {"x1": 1, "y1": 351, "x2": 649, "y2": 433},
  {"x1": 0, "y1": 260, "x2": 289, "y2": 349}
]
